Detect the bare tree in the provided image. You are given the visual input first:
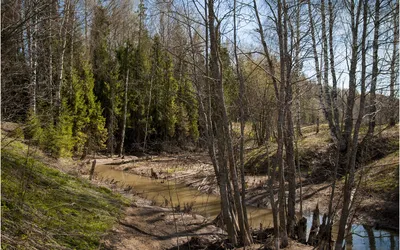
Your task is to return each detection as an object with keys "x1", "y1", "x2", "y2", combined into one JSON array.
[
  {"x1": 389, "y1": 1, "x2": 399, "y2": 127},
  {"x1": 306, "y1": 0, "x2": 393, "y2": 248},
  {"x1": 233, "y1": 0, "x2": 252, "y2": 244},
  {"x1": 56, "y1": 0, "x2": 71, "y2": 115}
]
